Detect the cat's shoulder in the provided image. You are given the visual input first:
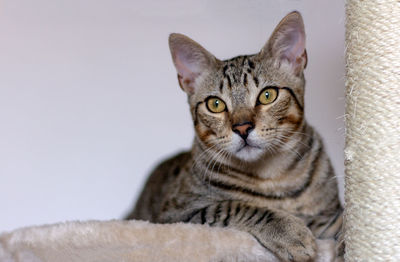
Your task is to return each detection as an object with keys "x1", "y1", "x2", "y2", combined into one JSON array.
[{"x1": 149, "y1": 150, "x2": 192, "y2": 178}]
